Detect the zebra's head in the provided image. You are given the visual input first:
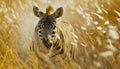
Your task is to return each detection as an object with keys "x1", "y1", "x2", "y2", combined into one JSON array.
[{"x1": 33, "y1": 6, "x2": 63, "y2": 46}]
